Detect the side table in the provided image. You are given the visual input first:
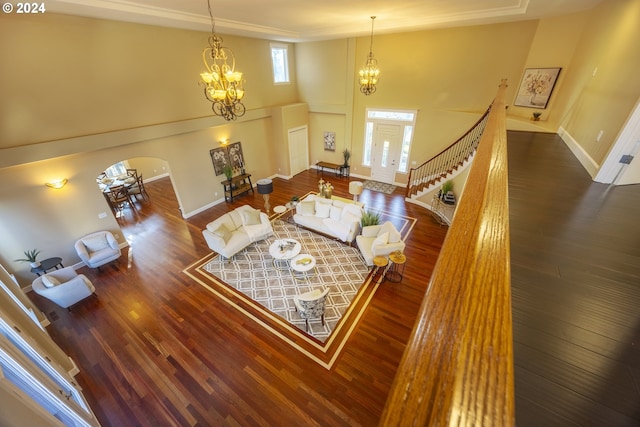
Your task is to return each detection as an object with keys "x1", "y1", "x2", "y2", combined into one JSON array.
[
  {"x1": 31, "y1": 257, "x2": 64, "y2": 276},
  {"x1": 386, "y1": 252, "x2": 406, "y2": 283},
  {"x1": 373, "y1": 255, "x2": 389, "y2": 283}
]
